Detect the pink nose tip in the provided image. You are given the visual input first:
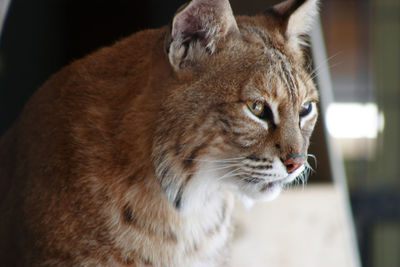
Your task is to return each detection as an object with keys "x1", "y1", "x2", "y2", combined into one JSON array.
[{"x1": 283, "y1": 157, "x2": 304, "y2": 173}]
